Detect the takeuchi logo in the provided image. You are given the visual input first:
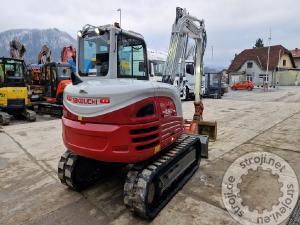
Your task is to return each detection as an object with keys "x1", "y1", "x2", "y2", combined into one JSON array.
[{"x1": 67, "y1": 95, "x2": 99, "y2": 105}]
